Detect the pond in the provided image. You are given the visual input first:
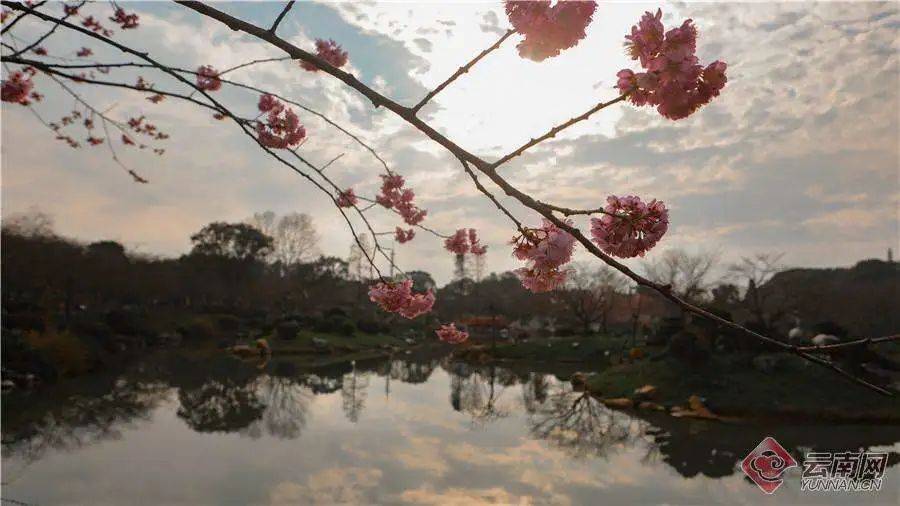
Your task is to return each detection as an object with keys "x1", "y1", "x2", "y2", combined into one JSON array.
[{"x1": 2, "y1": 350, "x2": 899, "y2": 505}]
